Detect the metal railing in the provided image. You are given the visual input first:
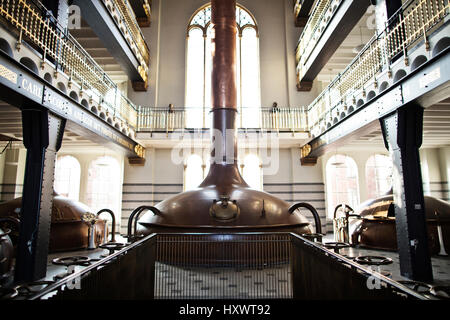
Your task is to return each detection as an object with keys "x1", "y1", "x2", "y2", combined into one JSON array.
[
  {"x1": 306, "y1": 0, "x2": 449, "y2": 132},
  {"x1": 155, "y1": 233, "x2": 292, "y2": 299},
  {"x1": 101, "y1": 0, "x2": 149, "y2": 83},
  {"x1": 29, "y1": 234, "x2": 157, "y2": 300},
  {"x1": 137, "y1": 106, "x2": 308, "y2": 132},
  {"x1": 0, "y1": 0, "x2": 139, "y2": 128},
  {"x1": 23, "y1": 232, "x2": 424, "y2": 300},
  {"x1": 295, "y1": 0, "x2": 342, "y2": 80}
]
